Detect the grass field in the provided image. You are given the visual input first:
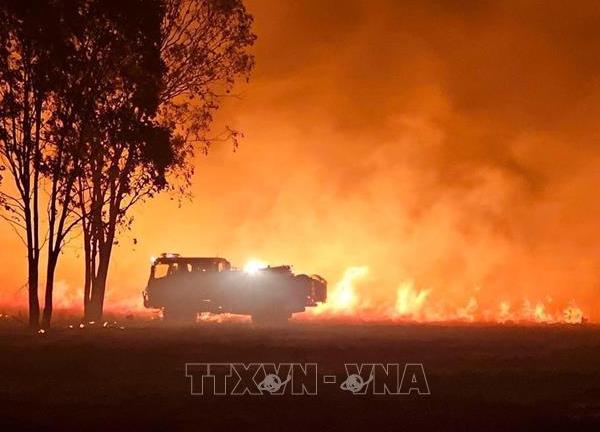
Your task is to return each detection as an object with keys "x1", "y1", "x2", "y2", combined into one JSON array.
[{"x1": 1, "y1": 319, "x2": 599, "y2": 430}]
